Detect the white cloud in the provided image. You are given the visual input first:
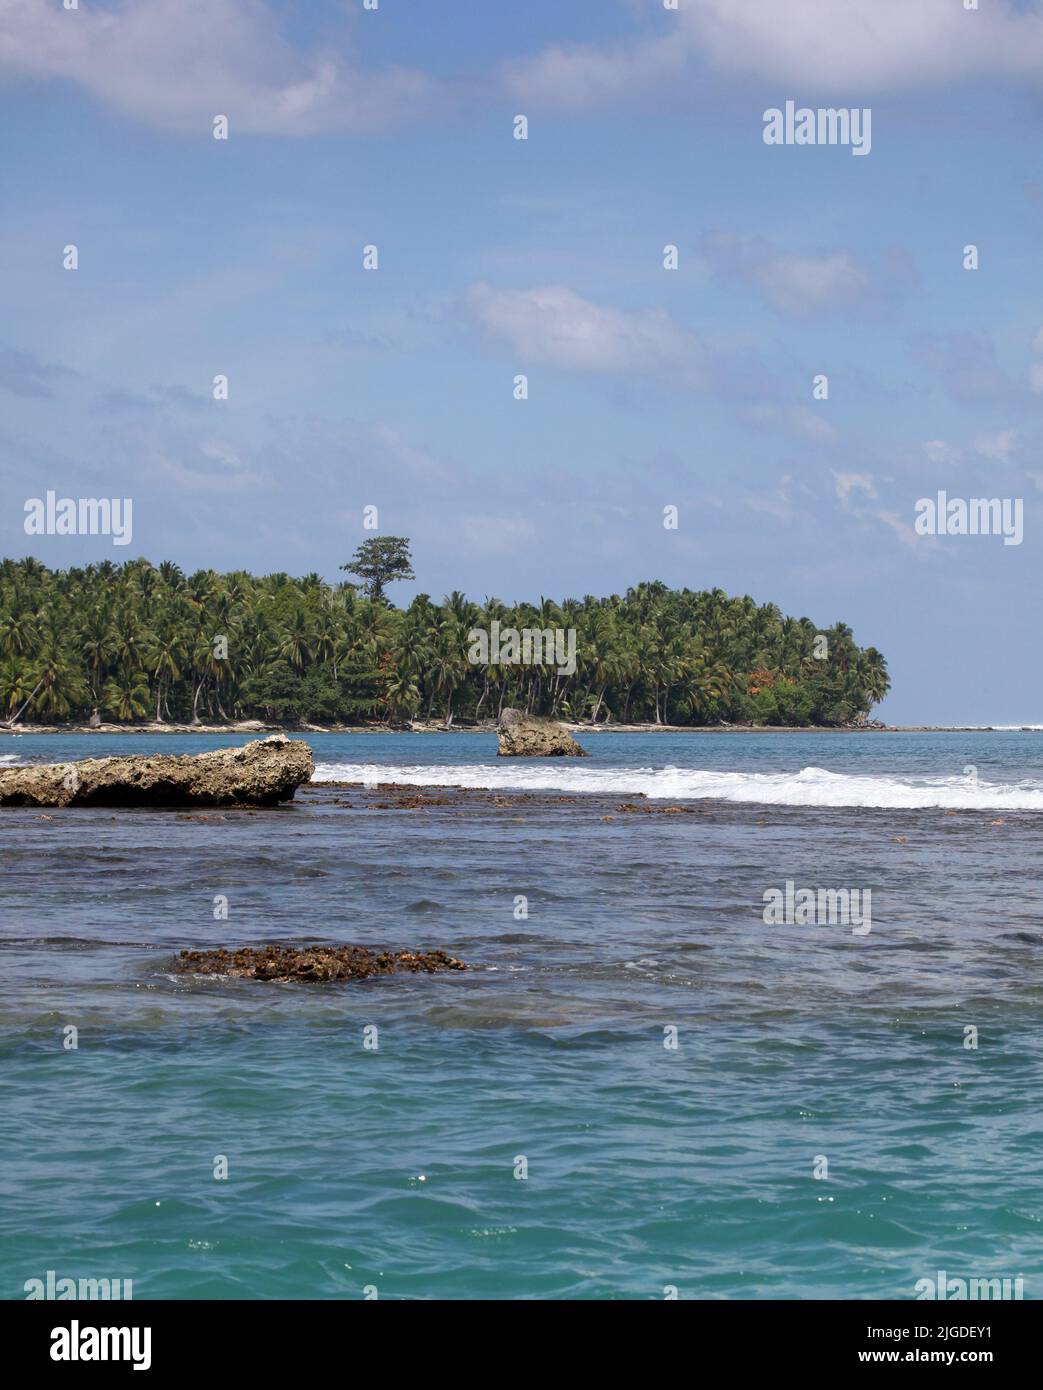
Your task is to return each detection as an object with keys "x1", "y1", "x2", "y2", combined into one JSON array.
[
  {"x1": 974, "y1": 429, "x2": 1018, "y2": 463},
  {"x1": 874, "y1": 510, "x2": 920, "y2": 549},
  {"x1": 505, "y1": 0, "x2": 1043, "y2": 107},
  {"x1": 751, "y1": 249, "x2": 870, "y2": 318},
  {"x1": 831, "y1": 471, "x2": 921, "y2": 548},
  {"x1": 911, "y1": 333, "x2": 1016, "y2": 405},
  {"x1": 677, "y1": 0, "x2": 1043, "y2": 88},
  {"x1": 747, "y1": 473, "x2": 802, "y2": 521},
  {"x1": 833, "y1": 471, "x2": 877, "y2": 505},
  {"x1": 199, "y1": 439, "x2": 245, "y2": 471},
  {"x1": 743, "y1": 404, "x2": 837, "y2": 445},
  {"x1": 503, "y1": 31, "x2": 686, "y2": 111},
  {"x1": 461, "y1": 283, "x2": 711, "y2": 391},
  {"x1": 702, "y1": 234, "x2": 912, "y2": 319},
  {"x1": 0, "y1": 0, "x2": 433, "y2": 134}
]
